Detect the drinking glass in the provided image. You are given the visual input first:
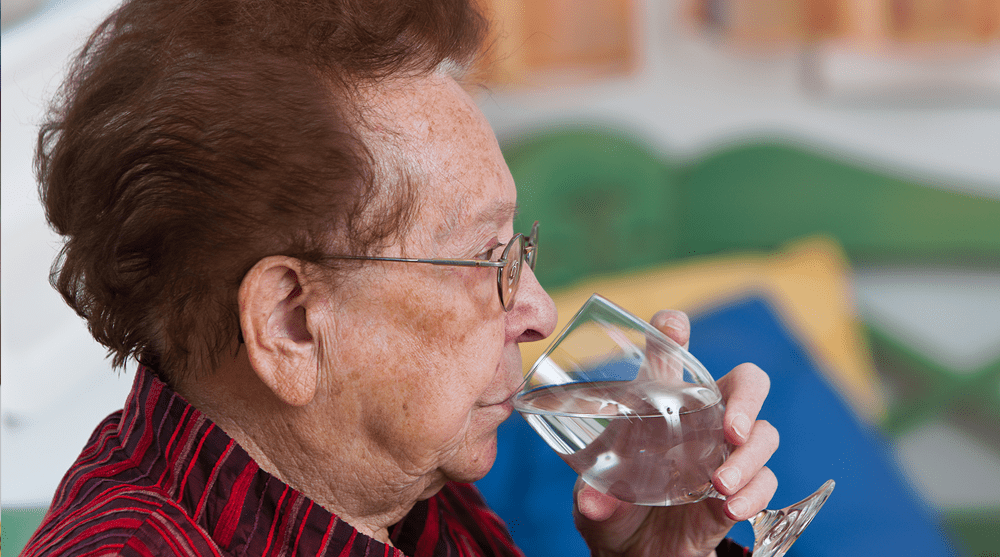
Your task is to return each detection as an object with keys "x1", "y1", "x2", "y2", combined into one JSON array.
[{"x1": 514, "y1": 294, "x2": 834, "y2": 557}]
